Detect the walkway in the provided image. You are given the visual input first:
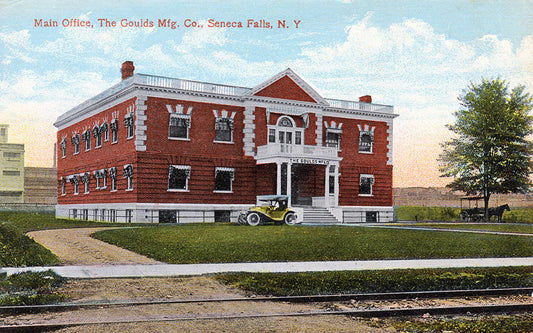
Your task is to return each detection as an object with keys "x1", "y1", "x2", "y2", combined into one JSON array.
[{"x1": 4, "y1": 257, "x2": 533, "y2": 279}]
